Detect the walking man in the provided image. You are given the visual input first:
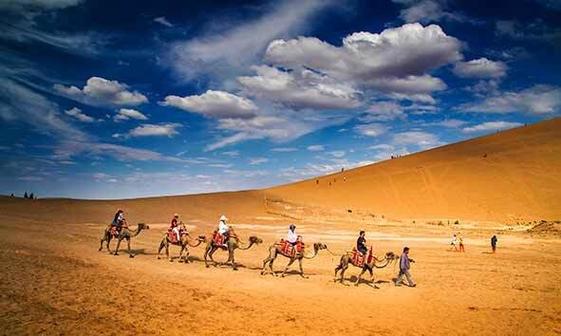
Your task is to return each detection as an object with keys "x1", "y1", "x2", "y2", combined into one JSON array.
[
  {"x1": 491, "y1": 235, "x2": 498, "y2": 253},
  {"x1": 395, "y1": 247, "x2": 416, "y2": 287}
]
